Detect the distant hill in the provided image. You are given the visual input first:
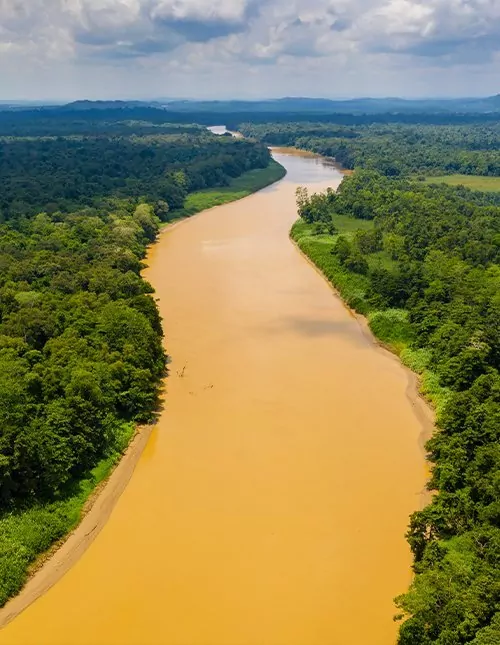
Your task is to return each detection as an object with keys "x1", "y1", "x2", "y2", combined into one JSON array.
[
  {"x1": 2, "y1": 96, "x2": 500, "y2": 129},
  {"x1": 61, "y1": 100, "x2": 164, "y2": 111},
  {"x1": 2, "y1": 96, "x2": 500, "y2": 116},
  {"x1": 163, "y1": 95, "x2": 500, "y2": 114}
]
